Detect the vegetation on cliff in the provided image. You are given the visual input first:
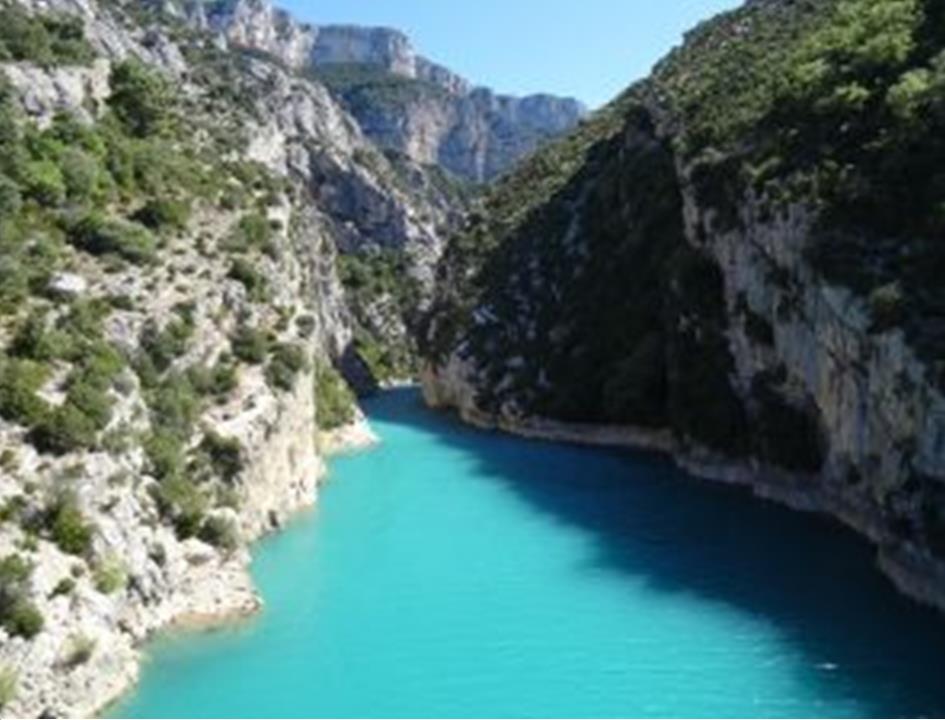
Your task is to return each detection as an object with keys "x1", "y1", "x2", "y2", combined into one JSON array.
[
  {"x1": 657, "y1": 0, "x2": 945, "y2": 383},
  {"x1": 424, "y1": 0, "x2": 945, "y2": 458}
]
